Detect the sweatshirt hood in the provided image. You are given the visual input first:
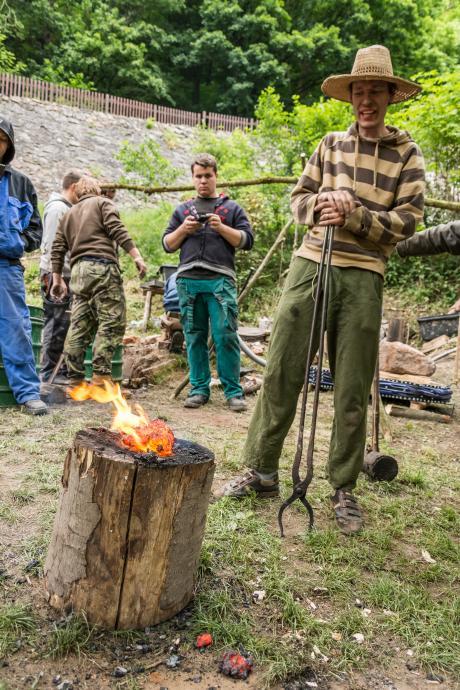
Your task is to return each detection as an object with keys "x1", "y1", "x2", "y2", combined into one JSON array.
[
  {"x1": 44, "y1": 192, "x2": 71, "y2": 211},
  {"x1": 347, "y1": 122, "x2": 413, "y2": 146},
  {"x1": 0, "y1": 117, "x2": 15, "y2": 165},
  {"x1": 347, "y1": 122, "x2": 413, "y2": 190}
]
